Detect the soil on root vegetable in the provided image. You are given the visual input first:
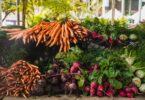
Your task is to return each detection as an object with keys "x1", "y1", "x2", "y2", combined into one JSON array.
[{"x1": 3, "y1": 96, "x2": 145, "y2": 100}]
